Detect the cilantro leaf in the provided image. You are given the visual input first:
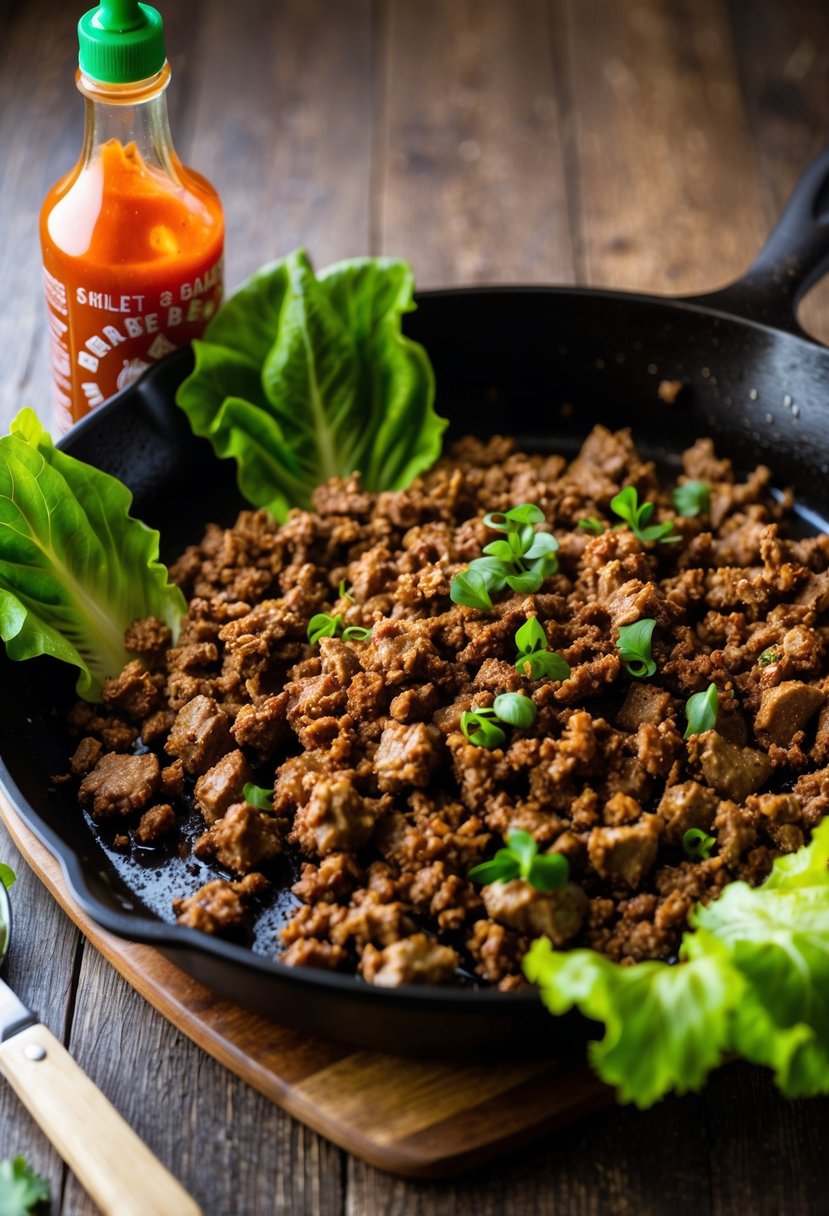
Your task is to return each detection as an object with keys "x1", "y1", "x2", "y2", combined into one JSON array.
[
  {"x1": 0, "y1": 1157, "x2": 50, "y2": 1216},
  {"x1": 672, "y1": 479, "x2": 710, "y2": 518}
]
